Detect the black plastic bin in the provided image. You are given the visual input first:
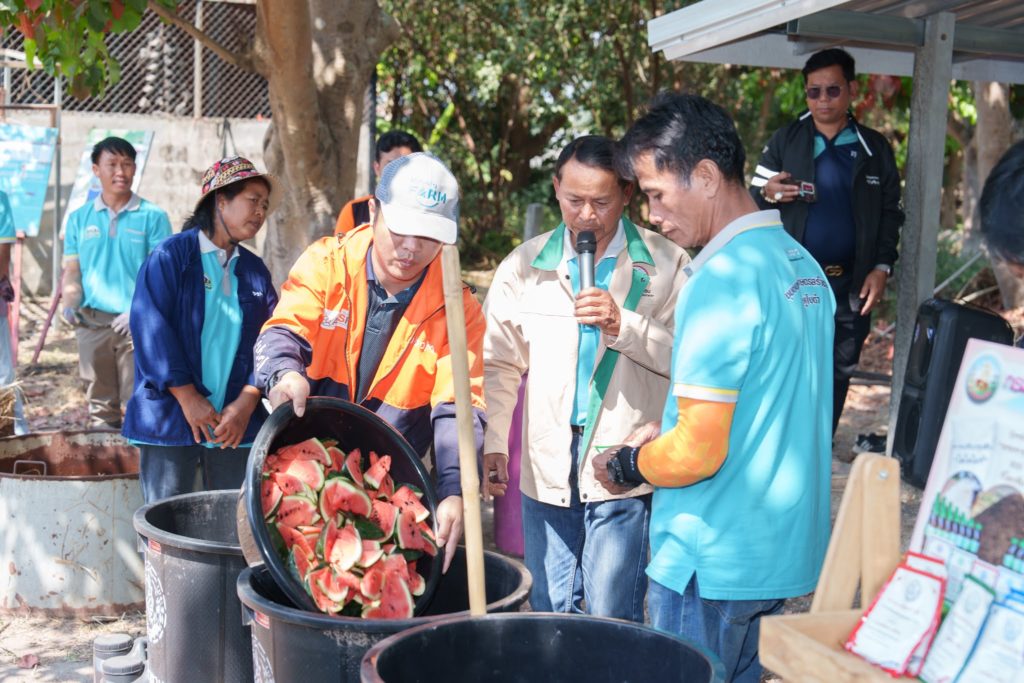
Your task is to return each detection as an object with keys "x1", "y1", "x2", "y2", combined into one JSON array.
[
  {"x1": 361, "y1": 612, "x2": 727, "y2": 683},
  {"x1": 237, "y1": 547, "x2": 531, "y2": 682},
  {"x1": 133, "y1": 490, "x2": 251, "y2": 683}
]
